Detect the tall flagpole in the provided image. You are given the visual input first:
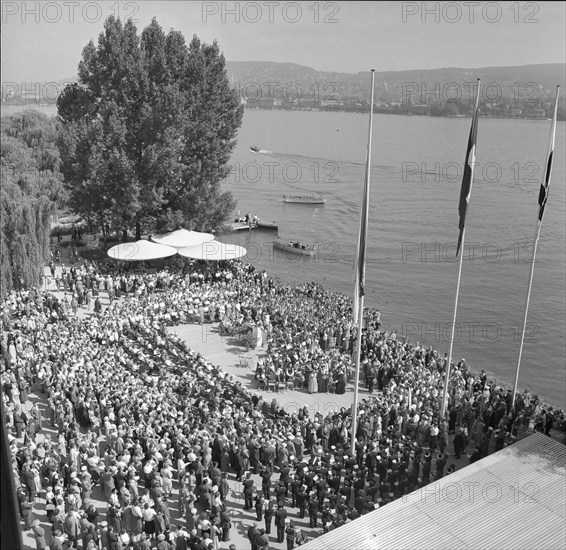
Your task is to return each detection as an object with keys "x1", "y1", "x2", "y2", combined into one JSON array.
[
  {"x1": 441, "y1": 79, "x2": 481, "y2": 418},
  {"x1": 350, "y1": 69, "x2": 376, "y2": 455},
  {"x1": 512, "y1": 85, "x2": 560, "y2": 407}
]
